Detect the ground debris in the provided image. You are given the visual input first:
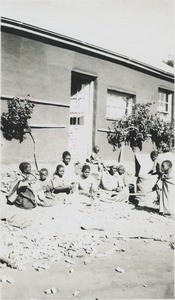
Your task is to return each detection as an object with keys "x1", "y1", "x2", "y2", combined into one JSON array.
[
  {"x1": 44, "y1": 287, "x2": 58, "y2": 294},
  {"x1": 0, "y1": 275, "x2": 14, "y2": 284},
  {"x1": 169, "y1": 242, "x2": 174, "y2": 249},
  {"x1": 115, "y1": 267, "x2": 125, "y2": 273},
  {"x1": 65, "y1": 258, "x2": 75, "y2": 265},
  {"x1": 73, "y1": 290, "x2": 80, "y2": 296},
  {"x1": 0, "y1": 257, "x2": 18, "y2": 269}
]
